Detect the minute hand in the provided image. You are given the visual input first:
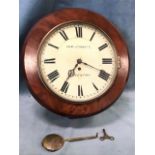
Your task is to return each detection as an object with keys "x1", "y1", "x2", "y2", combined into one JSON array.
[{"x1": 81, "y1": 62, "x2": 100, "y2": 71}]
